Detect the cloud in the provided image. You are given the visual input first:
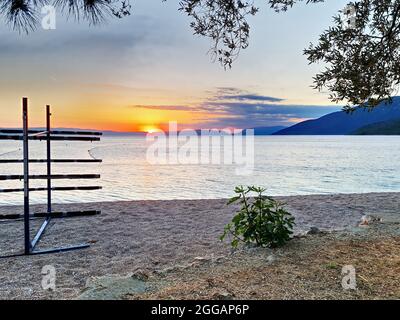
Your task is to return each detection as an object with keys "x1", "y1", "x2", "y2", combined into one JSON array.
[
  {"x1": 128, "y1": 87, "x2": 341, "y2": 129},
  {"x1": 201, "y1": 101, "x2": 338, "y2": 117},
  {"x1": 219, "y1": 94, "x2": 284, "y2": 103},
  {"x1": 195, "y1": 102, "x2": 338, "y2": 128},
  {"x1": 196, "y1": 87, "x2": 340, "y2": 127},
  {"x1": 0, "y1": 13, "x2": 179, "y2": 82},
  {"x1": 212, "y1": 87, "x2": 284, "y2": 103},
  {"x1": 0, "y1": 16, "x2": 150, "y2": 55}
]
